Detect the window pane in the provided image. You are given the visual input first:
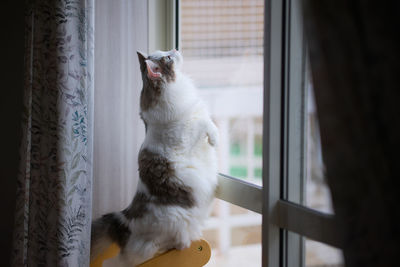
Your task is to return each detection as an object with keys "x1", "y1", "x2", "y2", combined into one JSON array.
[
  {"x1": 203, "y1": 200, "x2": 261, "y2": 267},
  {"x1": 180, "y1": 0, "x2": 264, "y2": 186},
  {"x1": 306, "y1": 239, "x2": 344, "y2": 267}
]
